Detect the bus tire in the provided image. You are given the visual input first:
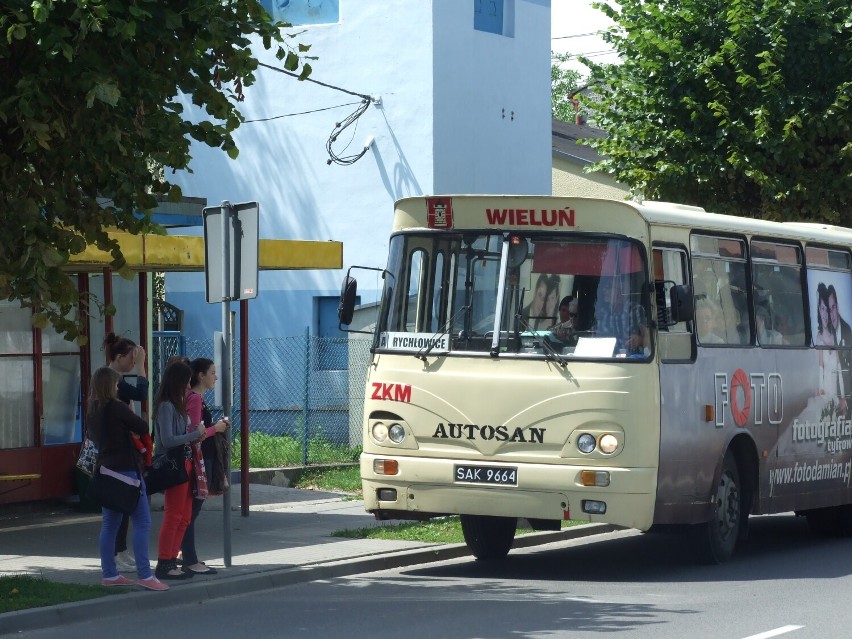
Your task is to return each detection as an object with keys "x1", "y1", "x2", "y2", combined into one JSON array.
[
  {"x1": 460, "y1": 514, "x2": 516, "y2": 560},
  {"x1": 696, "y1": 452, "x2": 741, "y2": 564}
]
